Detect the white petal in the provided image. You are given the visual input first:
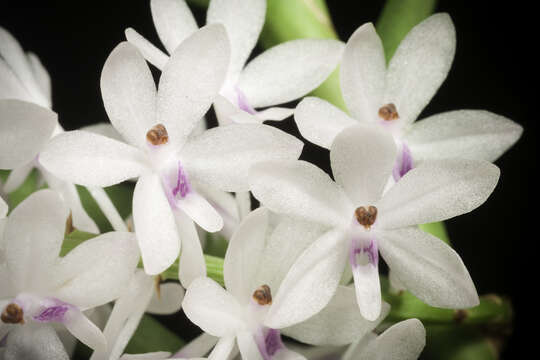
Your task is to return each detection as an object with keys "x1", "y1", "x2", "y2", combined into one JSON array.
[
  {"x1": 183, "y1": 124, "x2": 303, "y2": 192},
  {"x1": 81, "y1": 122, "x2": 124, "y2": 142},
  {"x1": 358, "y1": 319, "x2": 426, "y2": 360},
  {"x1": 207, "y1": 0, "x2": 266, "y2": 79},
  {"x1": 40, "y1": 130, "x2": 147, "y2": 187},
  {"x1": 176, "y1": 209, "x2": 206, "y2": 288},
  {"x1": 157, "y1": 24, "x2": 230, "y2": 147},
  {"x1": 125, "y1": 28, "x2": 169, "y2": 71},
  {"x1": 341, "y1": 23, "x2": 386, "y2": 122},
  {"x1": 238, "y1": 39, "x2": 345, "y2": 108},
  {"x1": 377, "y1": 159, "x2": 500, "y2": 229},
  {"x1": 224, "y1": 207, "x2": 269, "y2": 303},
  {"x1": 0, "y1": 99, "x2": 56, "y2": 169},
  {"x1": 208, "y1": 336, "x2": 236, "y2": 360},
  {"x1": 4, "y1": 189, "x2": 68, "y2": 290},
  {"x1": 147, "y1": 282, "x2": 185, "y2": 315},
  {"x1": 183, "y1": 277, "x2": 245, "y2": 337},
  {"x1": 55, "y1": 231, "x2": 139, "y2": 309},
  {"x1": 379, "y1": 227, "x2": 479, "y2": 308},
  {"x1": 3, "y1": 325, "x2": 69, "y2": 360},
  {"x1": 150, "y1": 0, "x2": 198, "y2": 54},
  {"x1": 264, "y1": 229, "x2": 348, "y2": 329},
  {"x1": 133, "y1": 174, "x2": 180, "y2": 275},
  {"x1": 237, "y1": 331, "x2": 263, "y2": 360},
  {"x1": 384, "y1": 13, "x2": 456, "y2": 125},
  {"x1": 176, "y1": 191, "x2": 223, "y2": 232},
  {"x1": 249, "y1": 160, "x2": 353, "y2": 228},
  {"x1": 405, "y1": 110, "x2": 523, "y2": 163},
  {"x1": 294, "y1": 97, "x2": 357, "y2": 149},
  {"x1": 172, "y1": 332, "x2": 218, "y2": 358},
  {"x1": 3, "y1": 161, "x2": 34, "y2": 193},
  {"x1": 121, "y1": 352, "x2": 172, "y2": 360},
  {"x1": 196, "y1": 184, "x2": 240, "y2": 239},
  {"x1": 330, "y1": 125, "x2": 397, "y2": 205},
  {"x1": 0, "y1": 196, "x2": 7, "y2": 218},
  {"x1": 352, "y1": 253, "x2": 381, "y2": 321},
  {"x1": 100, "y1": 42, "x2": 157, "y2": 148},
  {"x1": 27, "y1": 52, "x2": 52, "y2": 104},
  {"x1": 64, "y1": 308, "x2": 107, "y2": 352},
  {"x1": 282, "y1": 287, "x2": 389, "y2": 346},
  {"x1": 0, "y1": 58, "x2": 32, "y2": 102}
]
